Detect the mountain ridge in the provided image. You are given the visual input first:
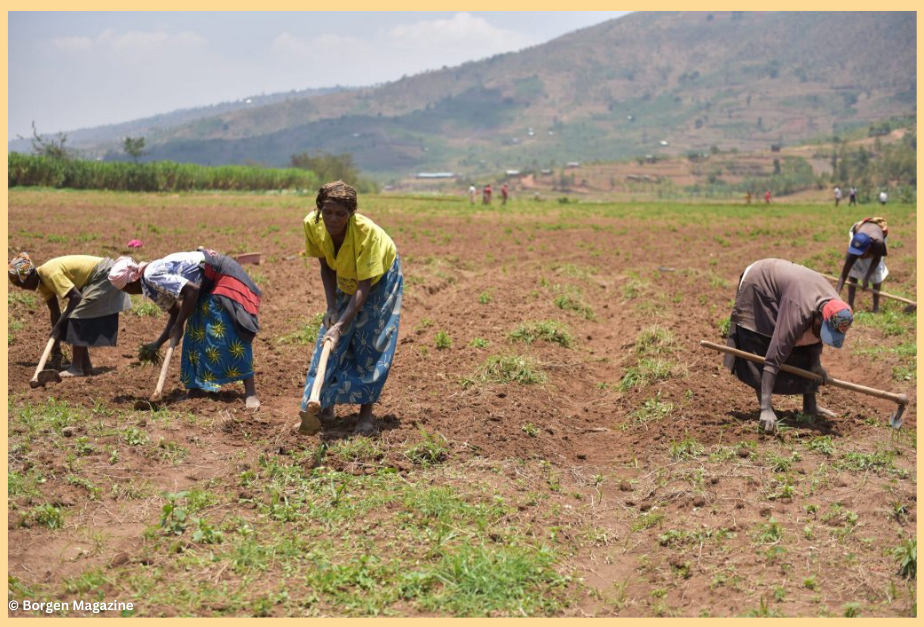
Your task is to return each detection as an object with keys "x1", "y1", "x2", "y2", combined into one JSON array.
[{"x1": 12, "y1": 12, "x2": 916, "y2": 179}]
